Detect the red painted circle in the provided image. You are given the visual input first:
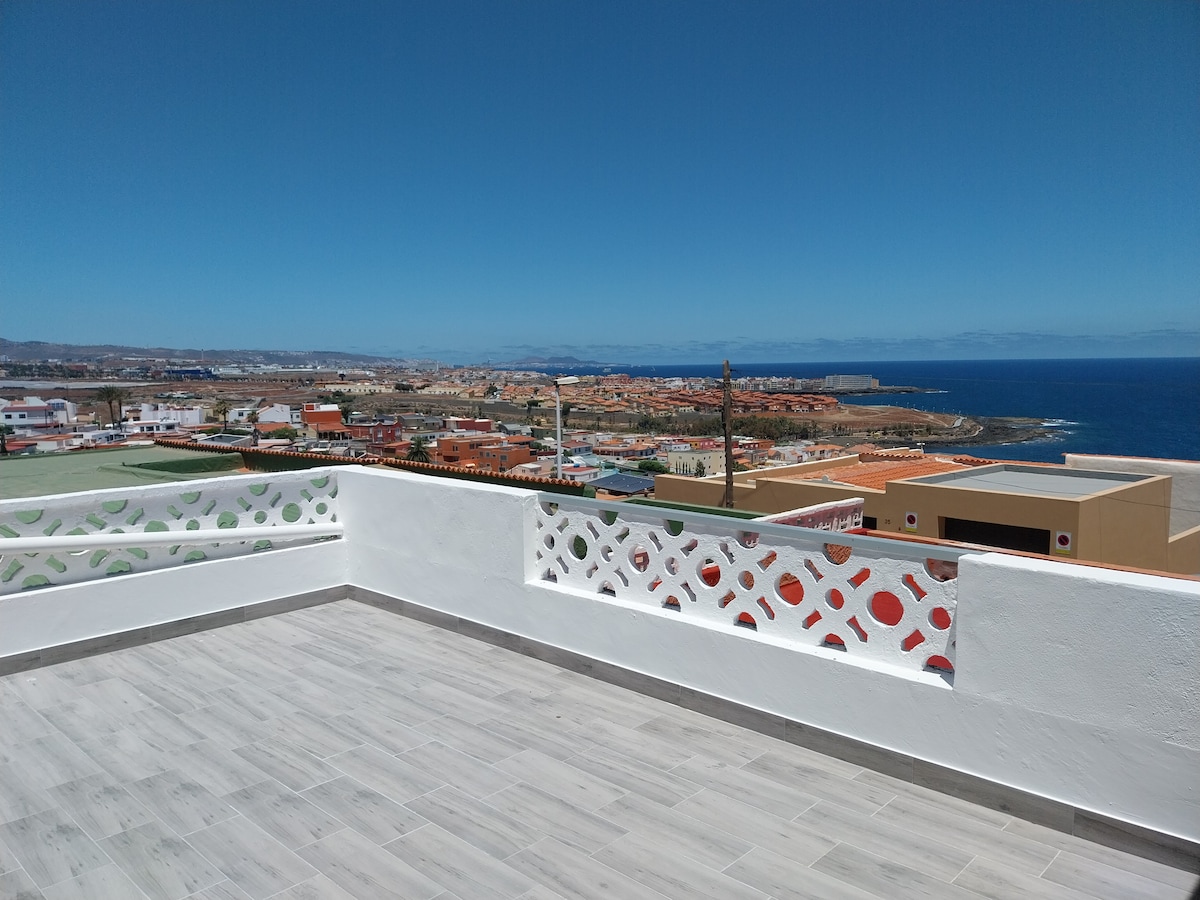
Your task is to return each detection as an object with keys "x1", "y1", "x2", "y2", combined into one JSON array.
[
  {"x1": 1057, "y1": 534, "x2": 1070, "y2": 547},
  {"x1": 870, "y1": 591, "x2": 904, "y2": 626},
  {"x1": 930, "y1": 607, "x2": 952, "y2": 630}
]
